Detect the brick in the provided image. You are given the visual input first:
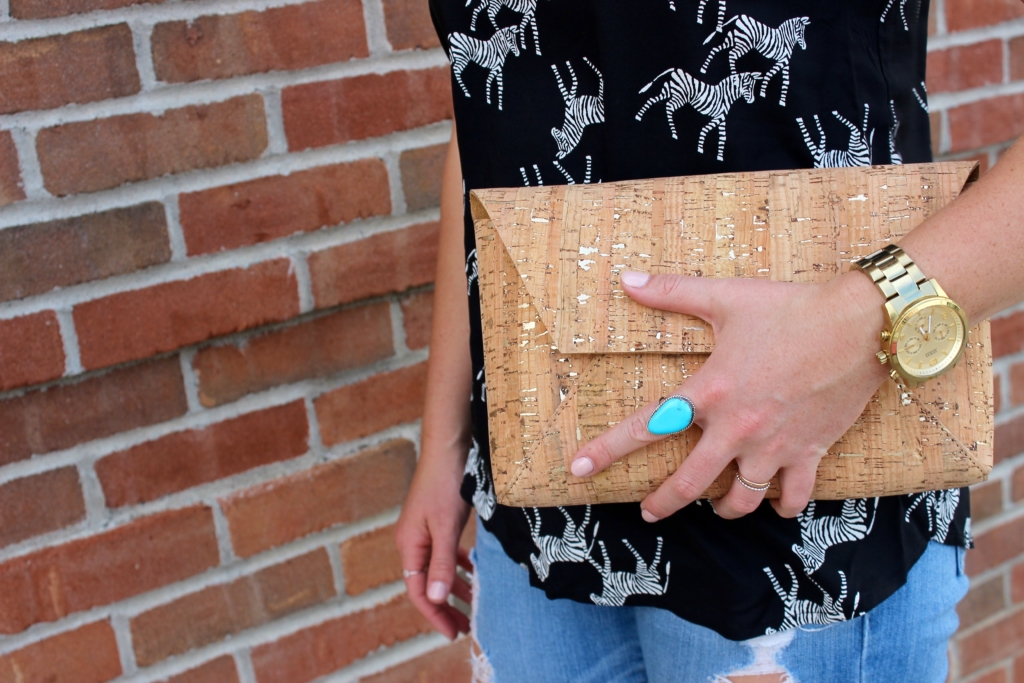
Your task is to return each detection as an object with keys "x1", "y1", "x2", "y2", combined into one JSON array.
[
  {"x1": 132, "y1": 550, "x2": 335, "y2": 666},
  {"x1": 996, "y1": 373, "x2": 1003, "y2": 414},
  {"x1": 1012, "y1": 37, "x2": 1024, "y2": 82},
  {"x1": 152, "y1": 0, "x2": 367, "y2": 84},
  {"x1": 966, "y1": 515, "x2": 1024, "y2": 576},
  {"x1": 0, "y1": 203, "x2": 170, "y2": 303},
  {"x1": 179, "y1": 160, "x2": 391, "y2": 255},
  {"x1": 1012, "y1": 363, "x2": 1024, "y2": 407},
  {"x1": 993, "y1": 311, "x2": 1024, "y2": 358},
  {"x1": 193, "y1": 303, "x2": 394, "y2": 407},
  {"x1": 316, "y1": 363, "x2": 428, "y2": 447},
  {"x1": 74, "y1": 259, "x2": 299, "y2": 370},
  {"x1": 10, "y1": 0, "x2": 164, "y2": 19},
  {"x1": 959, "y1": 606, "x2": 1024, "y2": 675},
  {"x1": 946, "y1": 0, "x2": 1024, "y2": 32},
  {"x1": 0, "y1": 621, "x2": 121, "y2": 683},
  {"x1": 949, "y1": 94, "x2": 1024, "y2": 154},
  {"x1": 966, "y1": 669, "x2": 1009, "y2": 683},
  {"x1": 340, "y1": 524, "x2": 402, "y2": 596},
  {"x1": 996, "y1": 412, "x2": 1024, "y2": 464},
  {"x1": 0, "y1": 25, "x2": 139, "y2": 115},
  {"x1": 1015, "y1": 562, "x2": 1024, "y2": 603},
  {"x1": 283, "y1": 68, "x2": 452, "y2": 151},
  {"x1": 1013, "y1": 464, "x2": 1024, "y2": 502},
  {"x1": 251, "y1": 594, "x2": 431, "y2": 683},
  {"x1": 959, "y1": 574, "x2": 1007, "y2": 629},
  {"x1": 926, "y1": 40, "x2": 1003, "y2": 94},
  {"x1": 309, "y1": 222, "x2": 439, "y2": 308},
  {"x1": 37, "y1": 96, "x2": 267, "y2": 196},
  {"x1": 156, "y1": 657, "x2": 239, "y2": 683},
  {"x1": 972, "y1": 479, "x2": 1004, "y2": 523},
  {"x1": 0, "y1": 506, "x2": 218, "y2": 635},
  {"x1": 0, "y1": 131, "x2": 25, "y2": 207},
  {"x1": 930, "y1": 111, "x2": 942, "y2": 156},
  {"x1": 1017, "y1": 655, "x2": 1024, "y2": 683},
  {"x1": 220, "y1": 439, "x2": 416, "y2": 557},
  {"x1": 97, "y1": 401, "x2": 309, "y2": 508},
  {"x1": 382, "y1": 0, "x2": 442, "y2": 50},
  {"x1": 400, "y1": 144, "x2": 446, "y2": 212},
  {"x1": 0, "y1": 312, "x2": 65, "y2": 392},
  {"x1": 360, "y1": 640, "x2": 472, "y2": 683},
  {"x1": 0, "y1": 468, "x2": 85, "y2": 550},
  {"x1": 401, "y1": 290, "x2": 433, "y2": 350},
  {"x1": 0, "y1": 357, "x2": 187, "y2": 467}
]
